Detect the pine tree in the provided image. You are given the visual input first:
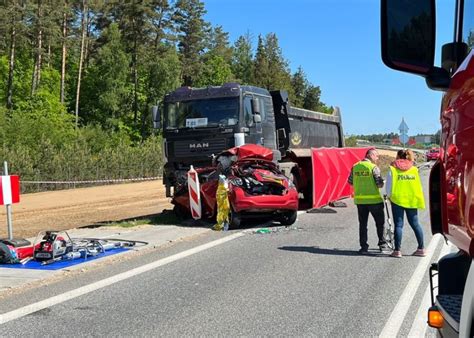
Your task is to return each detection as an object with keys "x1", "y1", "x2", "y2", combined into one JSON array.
[
  {"x1": 253, "y1": 33, "x2": 292, "y2": 91},
  {"x1": 196, "y1": 25, "x2": 233, "y2": 86},
  {"x1": 0, "y1": 1, "x2": 27, "y2": 109},
  {"x1": 208, "y1": 25, "x2": 232, "y2": 63},
  {"x1": 27, "y1": 0, "x2": 61, "y2": 94},
  {"x1": 108, "y1": 1, "x2": 149, "y2": 125},
  {"x1": 253, "y1": 34, "x2": 269, "y2": 88},
  {"x1": 174, "y1": 0, "x2": 210, "y2": 86},
  {"x1": 232, "y1": 33, "x2": 253, "y2": 85},
  {"x1": 81, "y1": 23, "x2": 130, "y2": 126},
  {"x1": 302, "y1": 84, "x2": 330, "y2": 113},
  {"x1": 264, "y1": 33, "x2": 291, "y2": 91},
  {"x1": 291, "y1": 66, "x2": 308, "y2": 108},
  {"x1": 303, "y1": 84, "x2": 321, "y2": 111}
]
